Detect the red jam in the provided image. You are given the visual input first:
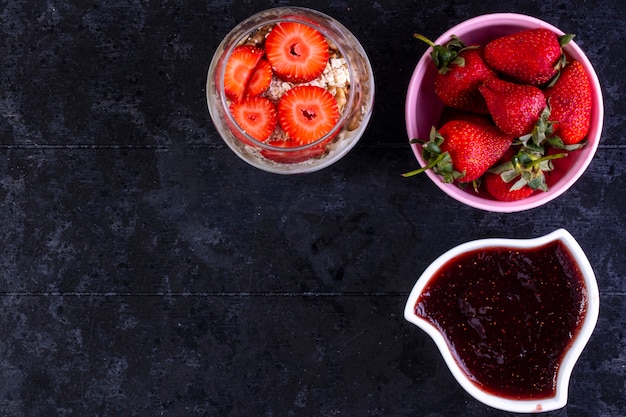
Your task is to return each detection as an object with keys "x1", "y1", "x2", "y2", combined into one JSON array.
[{"x1": 415, "y1": 240, "x2": 587, "y2": 399}]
